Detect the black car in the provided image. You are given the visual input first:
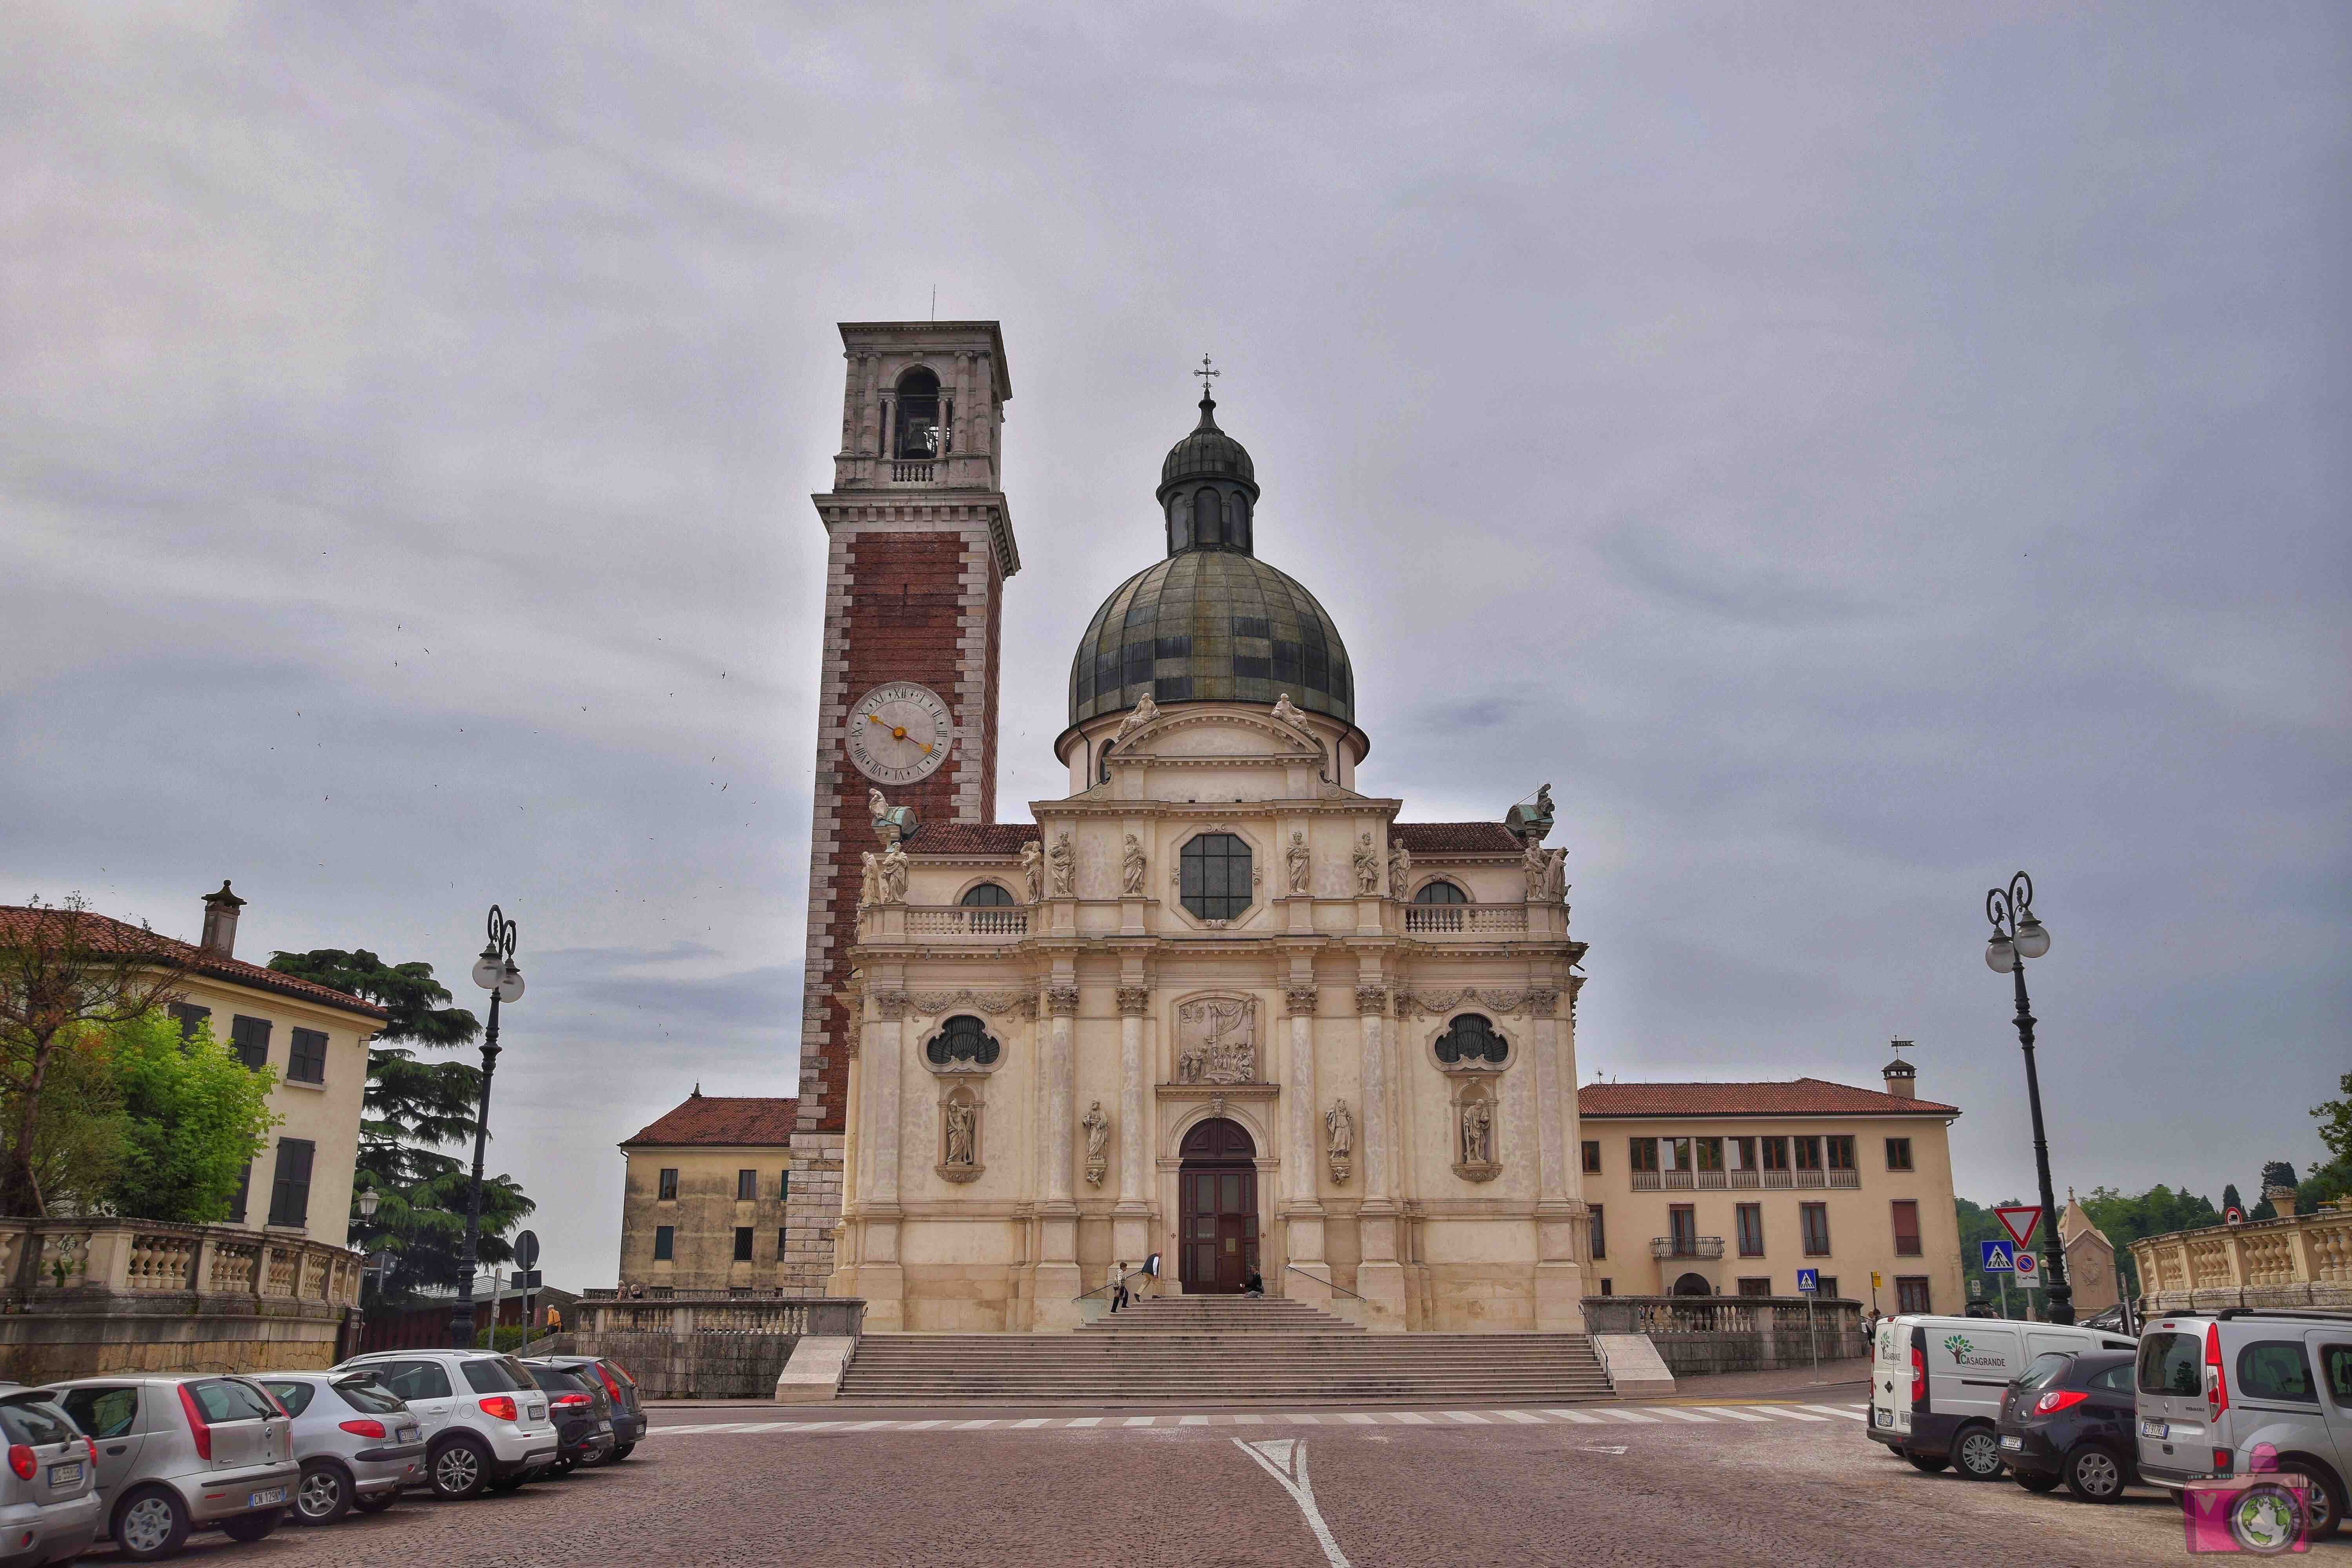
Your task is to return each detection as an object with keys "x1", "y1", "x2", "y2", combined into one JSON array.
[
  {"x1": 1996, "y1": 1349, "x2": 2141, "y2": 1502},
  {"x1": 526, "y1": 1357, "x2": 644, "y2": 1460},
  {"x1": 518, "y1": 1364, "x2": 614, "y2": 1474}
]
